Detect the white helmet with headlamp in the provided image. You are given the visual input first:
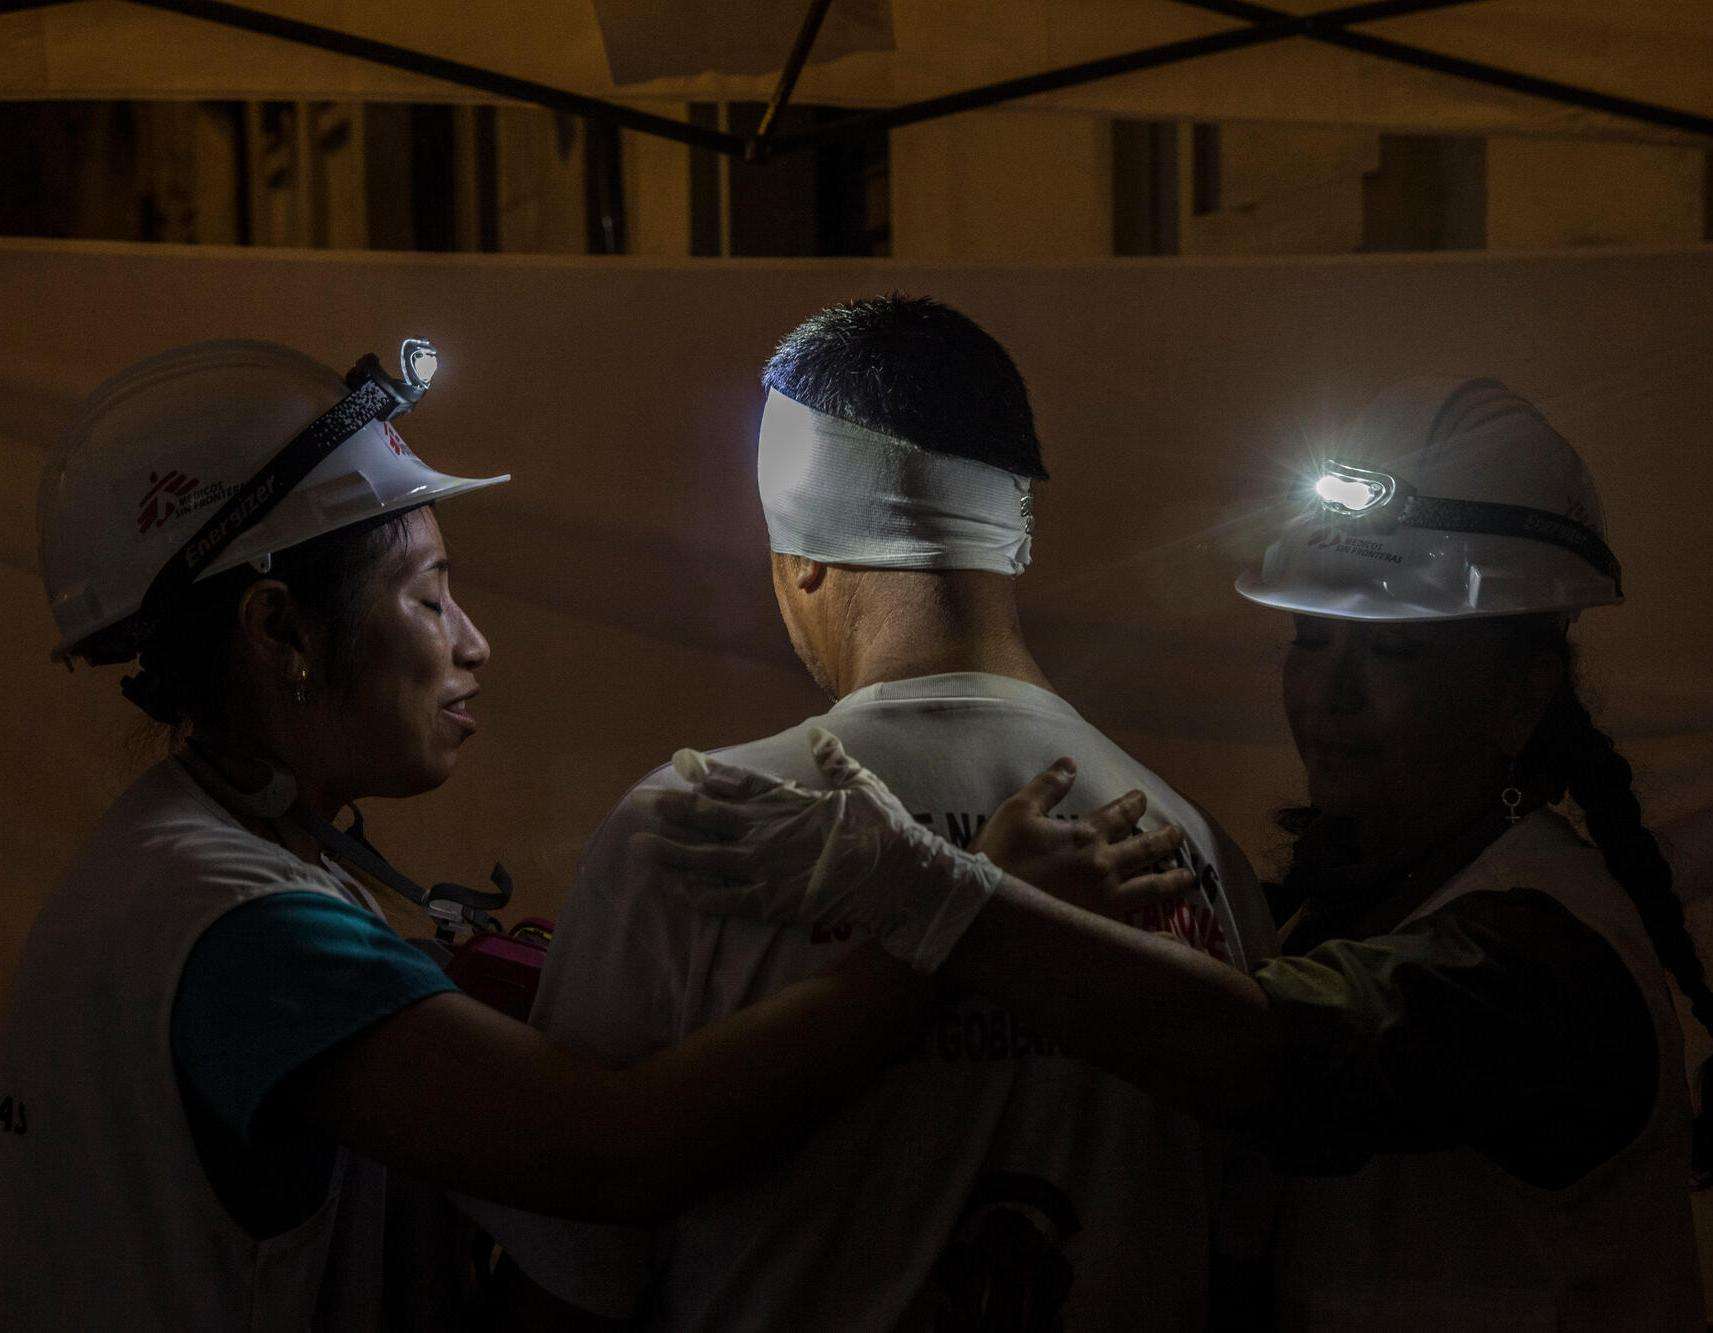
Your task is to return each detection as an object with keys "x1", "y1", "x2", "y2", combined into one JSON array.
[
  {"x1": 1236, "y1": 377, "x2": 1622, "y2": 622},
  {"x1": 39, "y1": 338, "x2": 508, "y2": 664}
]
